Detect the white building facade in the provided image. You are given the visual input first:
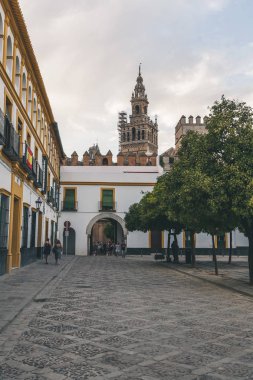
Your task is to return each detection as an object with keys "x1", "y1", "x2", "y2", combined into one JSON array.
[{"x1": 59, "y1": 165, "x2": 164, "y2": 256}]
